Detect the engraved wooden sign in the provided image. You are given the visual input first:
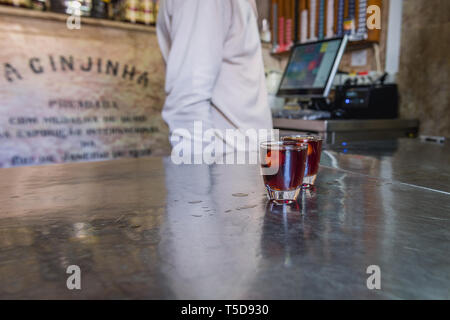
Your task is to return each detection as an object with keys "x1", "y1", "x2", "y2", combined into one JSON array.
[{"x1": 0, "y1": 9, "x2": 170, "y2": 168}]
